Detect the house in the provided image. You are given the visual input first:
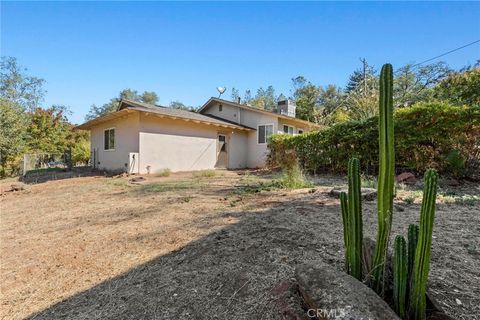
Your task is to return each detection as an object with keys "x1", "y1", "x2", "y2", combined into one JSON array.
[{"x1": 76, "y1": 97, "x2": 319, "y2": 174}]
